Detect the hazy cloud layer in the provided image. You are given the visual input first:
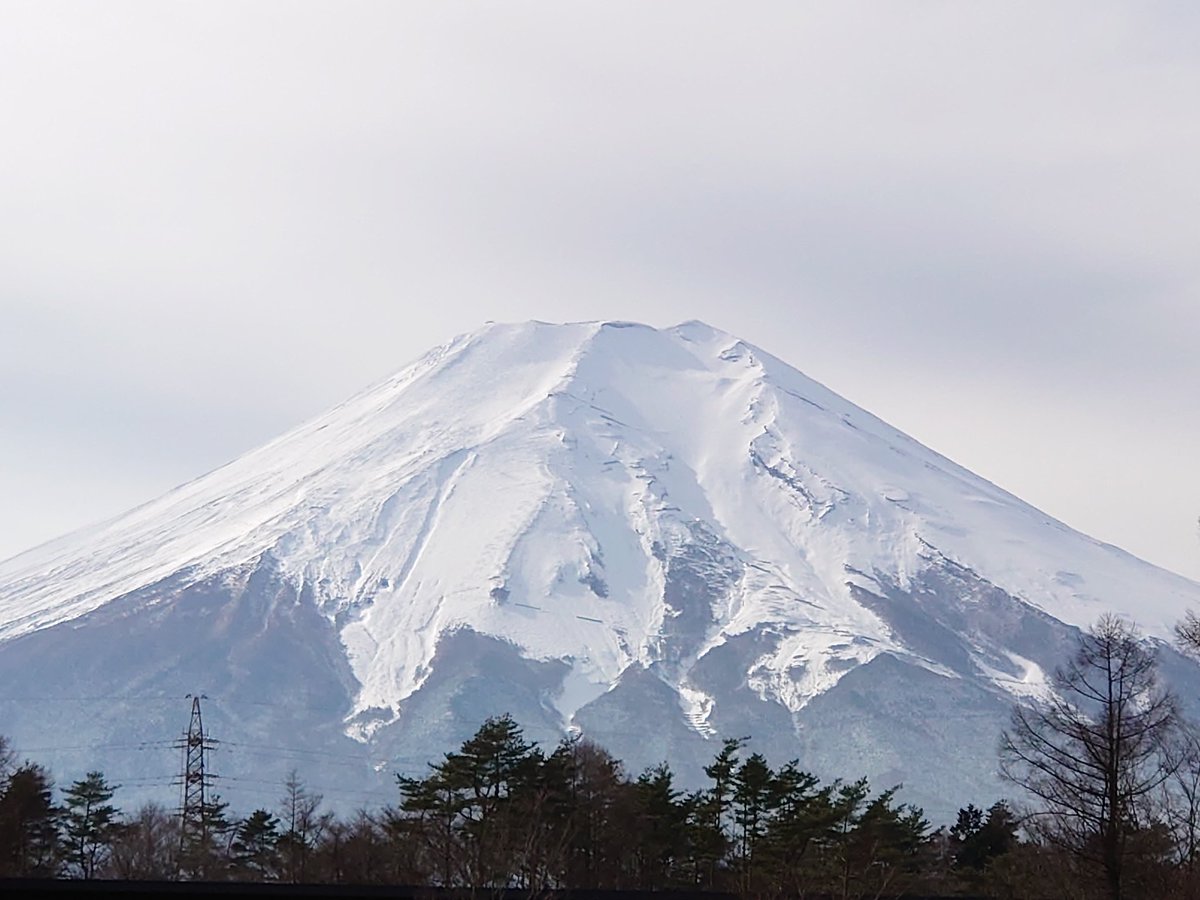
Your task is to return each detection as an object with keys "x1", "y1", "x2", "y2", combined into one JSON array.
[{"x1": 2, "y1": 2, "x2": 1198, "y2": 578}]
